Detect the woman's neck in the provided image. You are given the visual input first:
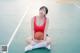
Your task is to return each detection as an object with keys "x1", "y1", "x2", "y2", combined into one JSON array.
[{"x1": 39, "y1": 15, "x2": 45, "y2": 19}]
